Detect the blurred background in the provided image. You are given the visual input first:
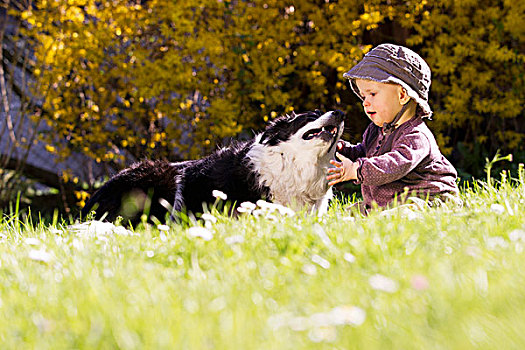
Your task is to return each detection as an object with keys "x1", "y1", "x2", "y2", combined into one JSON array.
[{"x1": 1, "y1": 0, "x2": 523, "y2": 217}]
